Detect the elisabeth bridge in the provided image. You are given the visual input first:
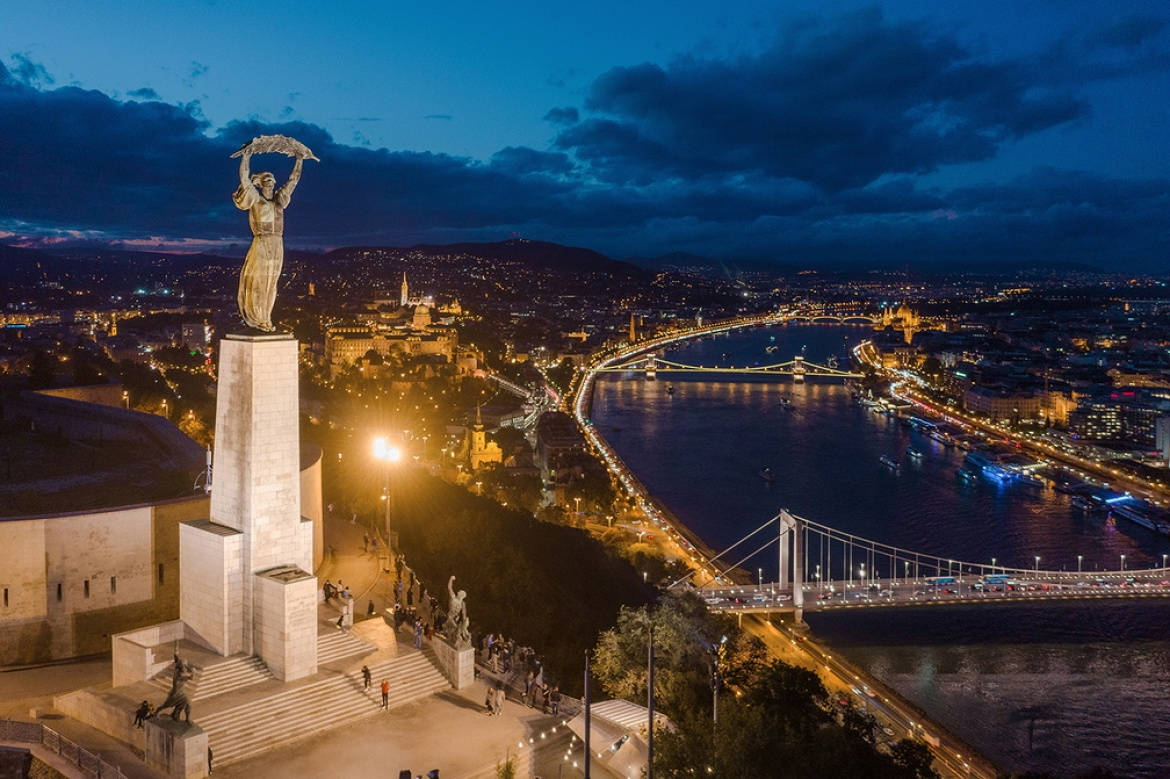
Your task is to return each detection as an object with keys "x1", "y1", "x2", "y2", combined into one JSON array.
[
  {"x1": 678, "y1": 510, "x2": 1170, "y2": 618},
  {"x1": 573, "y1": 312, "x2": 1170, "y2": 621}
]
